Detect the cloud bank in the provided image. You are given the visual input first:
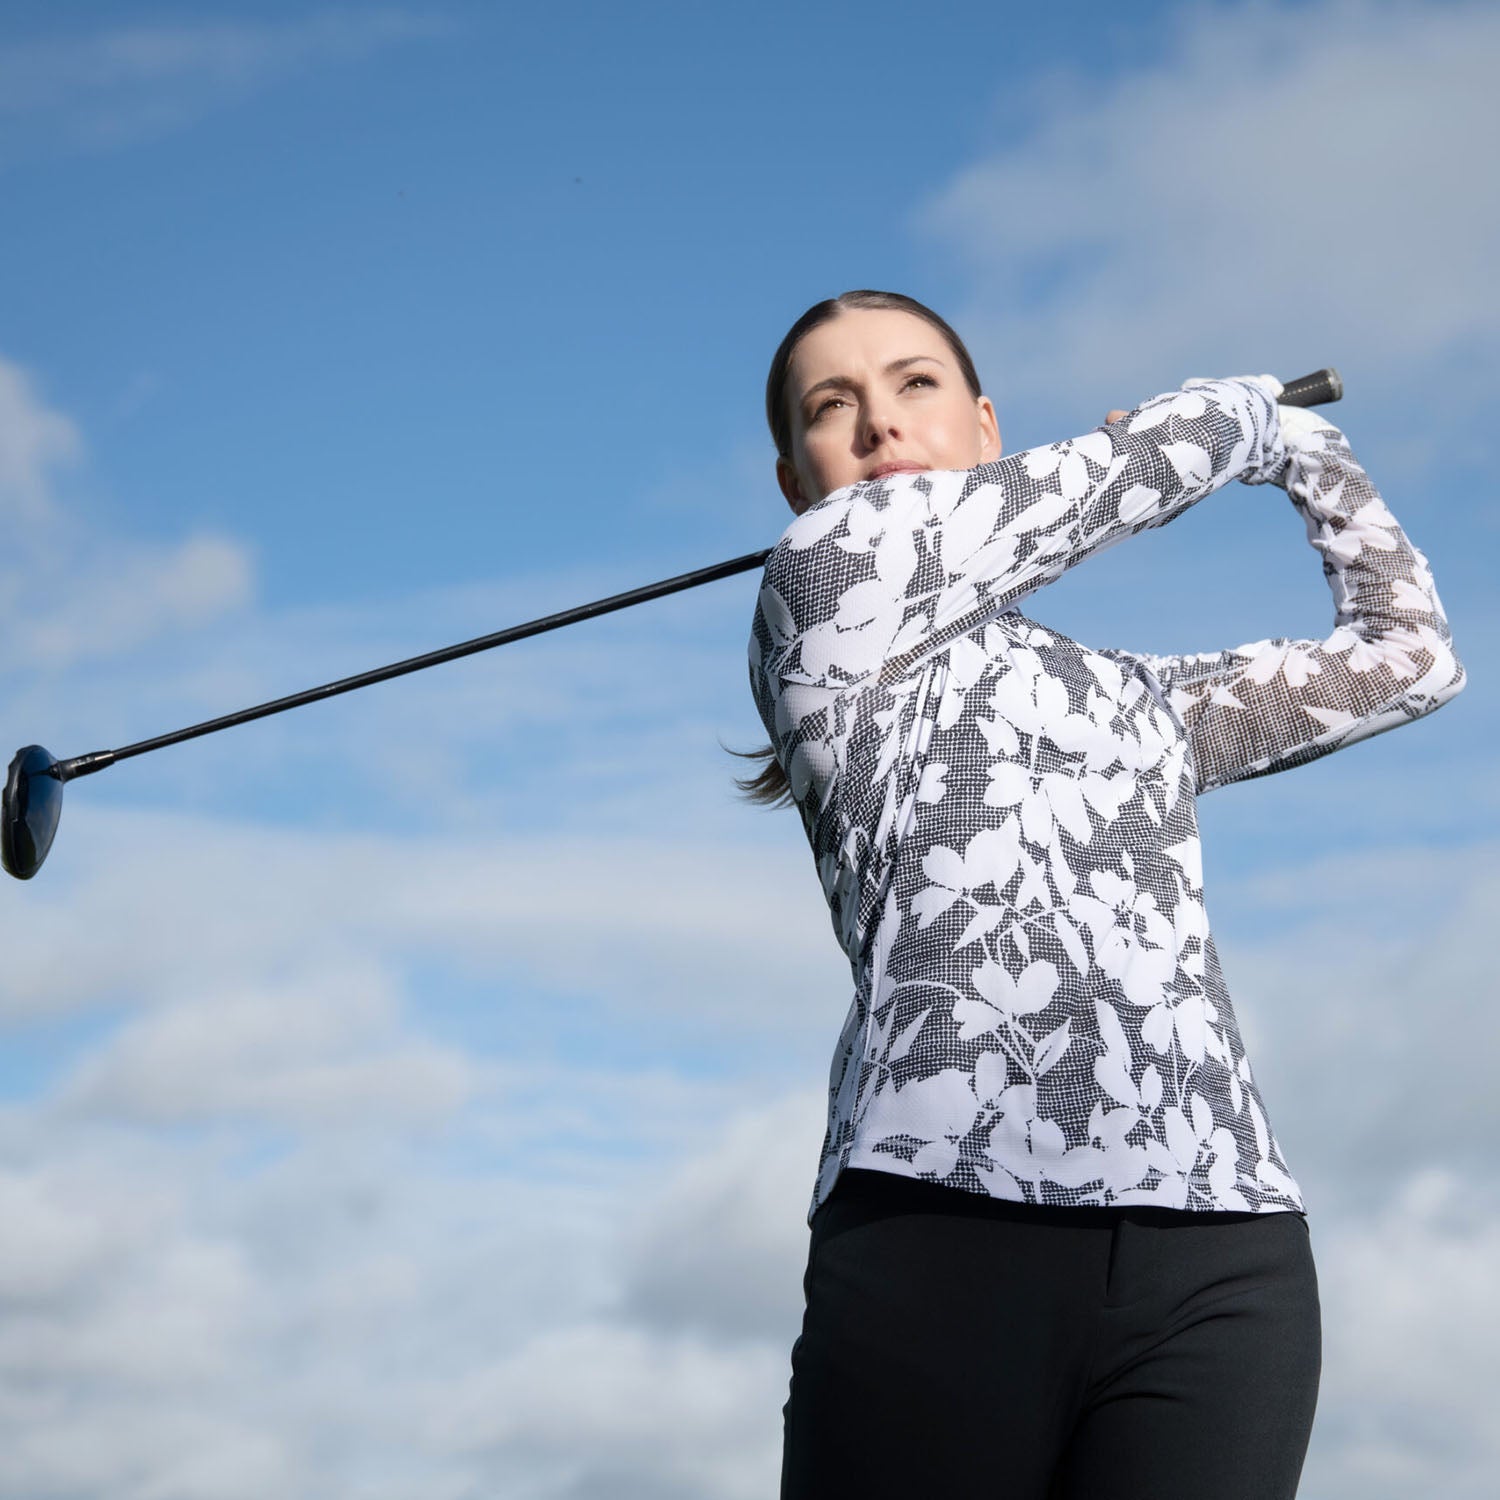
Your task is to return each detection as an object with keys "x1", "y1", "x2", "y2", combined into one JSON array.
[{"x1": 924, "y1": 0, "x2": 1500, "y2": 426}]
